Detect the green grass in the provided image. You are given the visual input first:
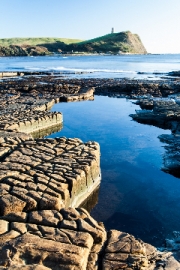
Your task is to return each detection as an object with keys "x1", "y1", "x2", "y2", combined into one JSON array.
[
  {"x1": 77, "y1": 31, "x2": 132, "y2": 45},
  {"x1": 77, "y1": 33, "x2": 116, "y2": 45},
  {"x1": 0, "y1": 37, "x2": 83, "y2": 47}
]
